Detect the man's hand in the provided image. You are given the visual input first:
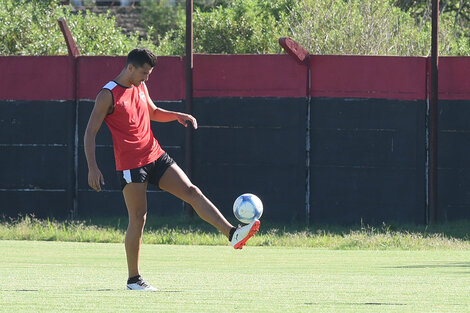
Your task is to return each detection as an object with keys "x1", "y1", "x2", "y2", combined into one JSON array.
[
  {"x1": 177, "y1": 113, "x2": 198, "y2": 129},
  {"x1": 88, "y1": 167, "x2": 105, "y2": 192}
]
